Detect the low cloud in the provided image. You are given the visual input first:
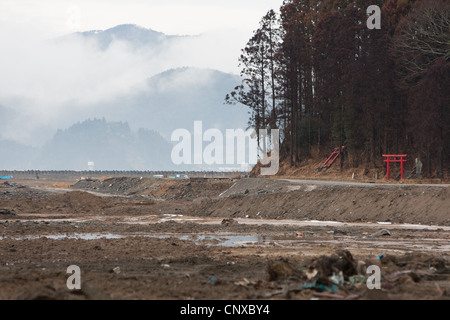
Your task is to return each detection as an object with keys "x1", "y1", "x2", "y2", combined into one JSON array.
[
  {"x1": 0, "y1": 30, "x2": 157, "y2": 143},
  {"x1": 0, "y1": 24, "x2": 248, "y2": 147}
]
